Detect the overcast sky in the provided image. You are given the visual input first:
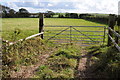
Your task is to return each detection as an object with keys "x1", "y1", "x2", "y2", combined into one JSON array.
[{"x1": 0, "y1": 0, "x2": 120, "y2": 14}]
